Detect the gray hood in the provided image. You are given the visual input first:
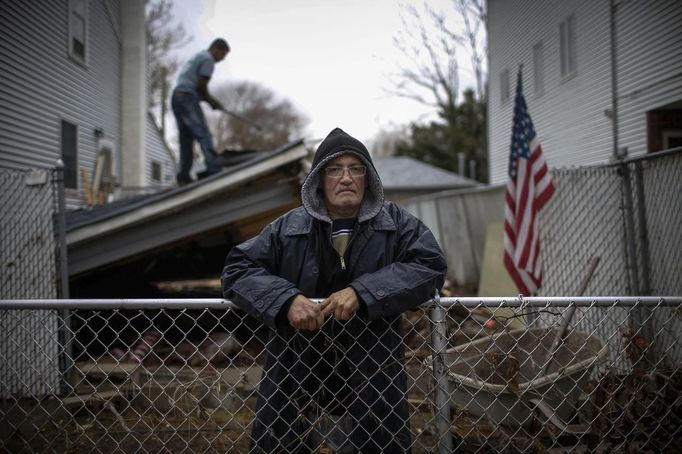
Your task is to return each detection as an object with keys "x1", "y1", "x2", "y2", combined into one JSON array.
[{"x1": 301, "y1": 128, "x2": 384, "y2": 223}]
